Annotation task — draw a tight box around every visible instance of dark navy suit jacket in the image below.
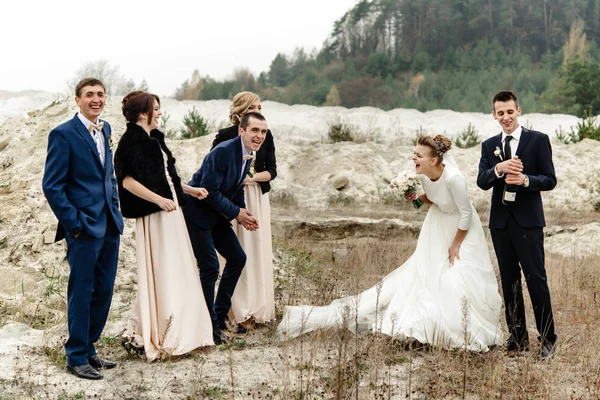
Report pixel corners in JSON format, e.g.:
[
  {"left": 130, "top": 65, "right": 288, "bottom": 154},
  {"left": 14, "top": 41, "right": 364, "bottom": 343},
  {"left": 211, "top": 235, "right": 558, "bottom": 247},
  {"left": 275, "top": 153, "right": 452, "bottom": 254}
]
[
  {"left": 212, "top": 125, "right": 277, "bottom": 194},
  {"left": 42, "top": 114, "right": 124, "bottom": 240},
  {"left": 184, "top": 136, "right": 251, "bottom": 229},
  {"left": 477, "top": 127, "right": 556, "bottom": 229}
]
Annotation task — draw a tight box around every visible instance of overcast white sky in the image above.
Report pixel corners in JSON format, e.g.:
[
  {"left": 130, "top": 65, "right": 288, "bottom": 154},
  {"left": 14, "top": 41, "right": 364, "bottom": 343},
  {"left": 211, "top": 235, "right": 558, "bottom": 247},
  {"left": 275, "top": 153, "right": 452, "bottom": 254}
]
[{"left": 0, "top": 0, "right": 357, "bottom": 96}]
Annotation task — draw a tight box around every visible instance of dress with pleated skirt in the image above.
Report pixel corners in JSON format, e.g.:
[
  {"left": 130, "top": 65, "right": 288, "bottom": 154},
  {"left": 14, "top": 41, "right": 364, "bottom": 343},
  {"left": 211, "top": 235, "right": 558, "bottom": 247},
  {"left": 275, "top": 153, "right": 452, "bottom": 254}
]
[
  {"left": 222, "top": 180, "right": 275, "bottom": 324},
  {"left": 124, "top": 150, "right": 214, "bottom": 361}
]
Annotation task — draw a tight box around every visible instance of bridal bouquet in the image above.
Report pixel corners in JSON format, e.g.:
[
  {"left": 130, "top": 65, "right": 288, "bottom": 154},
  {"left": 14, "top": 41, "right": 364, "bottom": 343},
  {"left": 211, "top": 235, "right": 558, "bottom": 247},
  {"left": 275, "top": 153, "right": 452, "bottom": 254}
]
[{"left": 390, "top": 170, "right": 424, "bottom": 209}]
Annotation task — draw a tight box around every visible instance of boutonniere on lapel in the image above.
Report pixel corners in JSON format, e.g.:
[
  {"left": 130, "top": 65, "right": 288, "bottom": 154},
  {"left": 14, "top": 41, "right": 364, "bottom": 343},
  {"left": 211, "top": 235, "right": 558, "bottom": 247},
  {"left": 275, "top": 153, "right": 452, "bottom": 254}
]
[
  {"left": 494, "top": 146, "right": 503, "bottom": 161},
  {"left": 108, "top": 136, "right": 115, "bottom": 152},
  {"left": 243, "top": 152, "right": 255, "bottom": 178}
]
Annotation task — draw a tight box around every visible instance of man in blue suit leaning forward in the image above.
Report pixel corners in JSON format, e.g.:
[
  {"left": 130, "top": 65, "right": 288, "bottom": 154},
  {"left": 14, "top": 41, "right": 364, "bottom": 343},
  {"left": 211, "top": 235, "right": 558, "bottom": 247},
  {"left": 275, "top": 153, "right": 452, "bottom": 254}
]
[
  {"left": 42, "top": 78, "right": 124, "bottom": 379},
  {"left": 183, "top": 112, "right": 266, "bottom": 344}
]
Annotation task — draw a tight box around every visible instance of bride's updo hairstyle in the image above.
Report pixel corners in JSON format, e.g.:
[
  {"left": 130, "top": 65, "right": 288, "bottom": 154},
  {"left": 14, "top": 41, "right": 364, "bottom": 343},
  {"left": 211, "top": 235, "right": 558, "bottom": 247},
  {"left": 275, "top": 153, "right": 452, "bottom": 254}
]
[
  {"left": 122, "top": 90, "right": 160, "bottom": 125},
  {"left": 417, "top": 134, "right": 452, "bottom": 164},
  {"left": 229, "top": 91, "right": 260, "bottom": 125}
]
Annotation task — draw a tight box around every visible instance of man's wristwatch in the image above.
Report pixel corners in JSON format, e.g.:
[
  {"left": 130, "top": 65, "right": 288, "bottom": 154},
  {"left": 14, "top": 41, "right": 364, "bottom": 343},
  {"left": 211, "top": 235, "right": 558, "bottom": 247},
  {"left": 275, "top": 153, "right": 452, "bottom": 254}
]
[{"left": 522, "top": 175, "right": 529, "bottom": 187}]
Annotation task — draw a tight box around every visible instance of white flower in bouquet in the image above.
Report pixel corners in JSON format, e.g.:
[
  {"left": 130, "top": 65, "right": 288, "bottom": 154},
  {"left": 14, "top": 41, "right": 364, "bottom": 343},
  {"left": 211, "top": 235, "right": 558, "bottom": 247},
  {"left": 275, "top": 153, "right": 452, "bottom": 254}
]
[{"left": 390, "top": 170, "right": 424, "bottom": 209}]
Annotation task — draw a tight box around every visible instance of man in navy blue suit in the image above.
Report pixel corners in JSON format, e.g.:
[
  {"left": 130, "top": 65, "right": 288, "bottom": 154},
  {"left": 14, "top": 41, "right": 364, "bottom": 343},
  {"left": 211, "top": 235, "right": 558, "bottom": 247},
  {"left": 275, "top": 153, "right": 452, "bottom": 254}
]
[
  {"left": 43, "top": 78, "right": 124, "bottom": 379},
  {"left": 477, "top": 90, "right": 557, "bottom": 360},
  {"left": 183, "top": 112, "right": 266, "bottom": 344}
]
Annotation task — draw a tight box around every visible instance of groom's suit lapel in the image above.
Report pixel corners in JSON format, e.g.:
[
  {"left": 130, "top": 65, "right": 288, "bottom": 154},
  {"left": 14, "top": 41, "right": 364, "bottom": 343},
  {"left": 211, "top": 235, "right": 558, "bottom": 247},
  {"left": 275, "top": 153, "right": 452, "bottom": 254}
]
[
  {"left": 515, "top": 127, "right": 532, "bottom": 157},
  {"left": 231, "top": 136, "right": 245, "bottom": 187},
  {"left": 493, "top": 133, "right": 503, "bottom": 163},
  {"left": 231, "top": 136, "right": 252, "bottom": 187},
  {"left": 101, "top": 124, "right": 111, "bottom": 176},
  {"left": 241, "top": 158, "right": 251, "bottom": 185},
  {"left": 72, "top": 115, "right": 103, "bottom": 168}
]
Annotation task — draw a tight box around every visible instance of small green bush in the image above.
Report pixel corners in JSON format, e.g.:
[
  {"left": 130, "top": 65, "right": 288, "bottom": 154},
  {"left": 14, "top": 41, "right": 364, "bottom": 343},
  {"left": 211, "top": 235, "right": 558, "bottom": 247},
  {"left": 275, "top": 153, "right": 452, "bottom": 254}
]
[
  {"left": 327, "top": 116, "right": 353, "bottom": 143},
  {"left": 555, "top": 107, "right": 600, "bottom": 144},
  {"left": 555, "top": 126, "right": 570, "bottom": 144},
  {"left": 159, "top": 111, "right": 178, "bottom": 138},
  {"left": 572, "top": 107, "right": 600, "bottom": 142},
  {"left": 455, "top": 123, "right": 481, "bottom": 148},
  {"left": 180, "top": 107, "right": 209, "bottom": 139}
]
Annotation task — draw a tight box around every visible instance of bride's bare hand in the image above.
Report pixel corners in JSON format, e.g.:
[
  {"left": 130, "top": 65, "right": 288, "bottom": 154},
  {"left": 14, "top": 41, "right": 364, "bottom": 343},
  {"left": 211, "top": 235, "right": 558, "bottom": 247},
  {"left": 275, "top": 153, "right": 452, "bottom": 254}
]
[
  {"left": 449, "top": 244, "right": 461, "bottom": 266},
  {"left": 405, "top": 191, "right": 418, "bottom": 202}
]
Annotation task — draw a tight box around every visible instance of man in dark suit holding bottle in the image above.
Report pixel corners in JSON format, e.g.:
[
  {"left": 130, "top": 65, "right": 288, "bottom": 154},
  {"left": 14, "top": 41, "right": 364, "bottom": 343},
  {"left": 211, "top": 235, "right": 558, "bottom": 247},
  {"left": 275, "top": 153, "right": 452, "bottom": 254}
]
[
  {"left": 477, "top": 90, "right": 557, "bottom": 359},
  {"left": 42, "top": 78, "right": 124, "bottom": 379},
  {"left": 183, "top": 112, "right": 266, "bottom": 344}
]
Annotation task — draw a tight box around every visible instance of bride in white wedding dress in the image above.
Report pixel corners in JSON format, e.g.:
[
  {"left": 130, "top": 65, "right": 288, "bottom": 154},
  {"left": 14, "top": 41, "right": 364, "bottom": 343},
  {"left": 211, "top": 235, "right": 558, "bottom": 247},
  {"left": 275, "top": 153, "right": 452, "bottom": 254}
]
[{"left": 278, "top": 135, "right": 503, "bottom": 351}]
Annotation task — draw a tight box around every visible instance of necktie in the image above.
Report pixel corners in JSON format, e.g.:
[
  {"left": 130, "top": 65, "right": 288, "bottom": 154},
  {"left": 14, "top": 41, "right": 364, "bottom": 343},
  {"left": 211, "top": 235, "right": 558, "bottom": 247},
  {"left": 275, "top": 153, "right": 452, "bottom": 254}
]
[{"left": 504, "top": 135, "right": 512, "bottom": 160}]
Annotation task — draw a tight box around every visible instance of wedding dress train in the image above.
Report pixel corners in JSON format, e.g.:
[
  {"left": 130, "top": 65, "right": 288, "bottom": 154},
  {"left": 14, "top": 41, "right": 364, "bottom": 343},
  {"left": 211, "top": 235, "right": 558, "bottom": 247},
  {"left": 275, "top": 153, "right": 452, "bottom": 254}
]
[{"left": 277, "top": 164, "right": 503, "bottom": 351}]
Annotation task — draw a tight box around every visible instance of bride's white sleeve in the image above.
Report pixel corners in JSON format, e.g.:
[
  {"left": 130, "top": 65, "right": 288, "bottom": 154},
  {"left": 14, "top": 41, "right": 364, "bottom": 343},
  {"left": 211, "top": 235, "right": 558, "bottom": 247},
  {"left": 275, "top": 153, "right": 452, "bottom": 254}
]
[
  {"left": 419, "top": 175, "right": 427, "bottom": 192},
  {"left": 447, "top": 174, "right": 472, "bottom": 230}
]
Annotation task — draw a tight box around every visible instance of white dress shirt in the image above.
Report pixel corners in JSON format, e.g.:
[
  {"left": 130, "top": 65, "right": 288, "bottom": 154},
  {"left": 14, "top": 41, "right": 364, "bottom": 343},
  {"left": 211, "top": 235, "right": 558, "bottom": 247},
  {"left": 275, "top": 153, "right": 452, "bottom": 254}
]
[
  {"left": 501, "top": 125, "right": 522, "bottom": 159},
  {"left": 77, "top": 112, "right": 105, "bottom": 166},
  {"left": 494, "top": 125, "right": 522, "bottom": 178}
]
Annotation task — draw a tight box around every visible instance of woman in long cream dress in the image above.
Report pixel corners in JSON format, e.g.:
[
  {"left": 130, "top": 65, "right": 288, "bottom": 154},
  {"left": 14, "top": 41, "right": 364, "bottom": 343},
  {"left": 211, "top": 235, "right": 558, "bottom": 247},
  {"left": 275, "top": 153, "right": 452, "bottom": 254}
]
[
  {"left": 114, "top": 91, "right": 214, "bottom": 361},
  {"left": 212, "top": 91, "right": 277, "bottom": 327}
]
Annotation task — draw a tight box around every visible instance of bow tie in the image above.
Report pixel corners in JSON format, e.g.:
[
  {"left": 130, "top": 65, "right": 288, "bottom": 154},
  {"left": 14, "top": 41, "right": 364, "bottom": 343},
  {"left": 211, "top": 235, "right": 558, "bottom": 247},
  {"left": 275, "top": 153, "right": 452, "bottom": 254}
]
[
  {"left": 88, "top": 121, "right": 104, "bottom": 133},
  {"left": 243, "top": 153, "right": 254, "bottom": 161}
]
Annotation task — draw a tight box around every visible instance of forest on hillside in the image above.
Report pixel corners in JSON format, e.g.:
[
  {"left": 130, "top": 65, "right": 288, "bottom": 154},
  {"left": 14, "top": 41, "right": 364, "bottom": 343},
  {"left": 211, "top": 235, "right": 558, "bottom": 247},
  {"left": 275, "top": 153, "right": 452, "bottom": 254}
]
[{"left": 175, "top": 0, "right": 600, "bottom": 115}]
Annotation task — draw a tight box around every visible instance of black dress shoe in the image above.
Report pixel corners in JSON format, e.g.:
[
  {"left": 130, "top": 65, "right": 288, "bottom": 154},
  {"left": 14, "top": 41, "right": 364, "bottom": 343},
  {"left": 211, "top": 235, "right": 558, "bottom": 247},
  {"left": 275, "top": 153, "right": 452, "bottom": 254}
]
[
  {"left": 121, "top": 337, "right": 145, "bottom": 356},
  {"left": 88, "top": 355, "right": 117, "bottom": 370},
  {"left": 505, "top": 336, "right": 529, "bottom": 352},
  {"left": 218, "top": 321, "right": 247, "bottom": 334},
  {"left": 214, "top": 335, "right": 224, "bottom": 345},
  {"left": 538, "top": 341, "right": 556, "bottom": 360},
  {"left": 213, "top": 326, "right": 224, "bottom": 345},
  {"left": 232, "top": 324, "right": 247, "bottom": 334},
  {"left": 67, "top": 364, "right": 103, "bottom": 380},
  {"left": 213, "top": 325, "right": 235, "bottom": 345}
]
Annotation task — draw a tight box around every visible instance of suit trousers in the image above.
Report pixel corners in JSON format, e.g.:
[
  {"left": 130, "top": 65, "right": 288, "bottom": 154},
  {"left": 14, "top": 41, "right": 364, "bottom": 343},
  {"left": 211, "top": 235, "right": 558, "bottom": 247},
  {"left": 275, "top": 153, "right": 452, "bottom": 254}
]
[
  {"left": 490, "top": 215, "right": 557, "bottom": 345},
  {"left": 64, "top": 220, "right": 120, "bottom": 367},
  {"left": 186, "top": 219, "right": 246, "bottom": 336}
]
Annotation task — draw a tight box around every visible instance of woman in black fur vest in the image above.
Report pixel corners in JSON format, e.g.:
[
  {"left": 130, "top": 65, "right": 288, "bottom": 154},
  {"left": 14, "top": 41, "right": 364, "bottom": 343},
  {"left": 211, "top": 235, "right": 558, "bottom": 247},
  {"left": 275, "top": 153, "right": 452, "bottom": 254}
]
[
  {"left": 211, "top": 91, "right": 277, "bottom": 327},
  {"left": 115, "top": 91, "right": 214, "bottom": 360}
]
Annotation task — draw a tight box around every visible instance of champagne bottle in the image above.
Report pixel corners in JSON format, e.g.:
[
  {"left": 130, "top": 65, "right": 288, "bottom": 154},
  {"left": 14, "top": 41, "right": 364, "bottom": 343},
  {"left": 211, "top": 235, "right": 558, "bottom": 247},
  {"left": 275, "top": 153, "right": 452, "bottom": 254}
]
[{"left": 502, "top": 156, "right": 519, "bottom": 205}]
